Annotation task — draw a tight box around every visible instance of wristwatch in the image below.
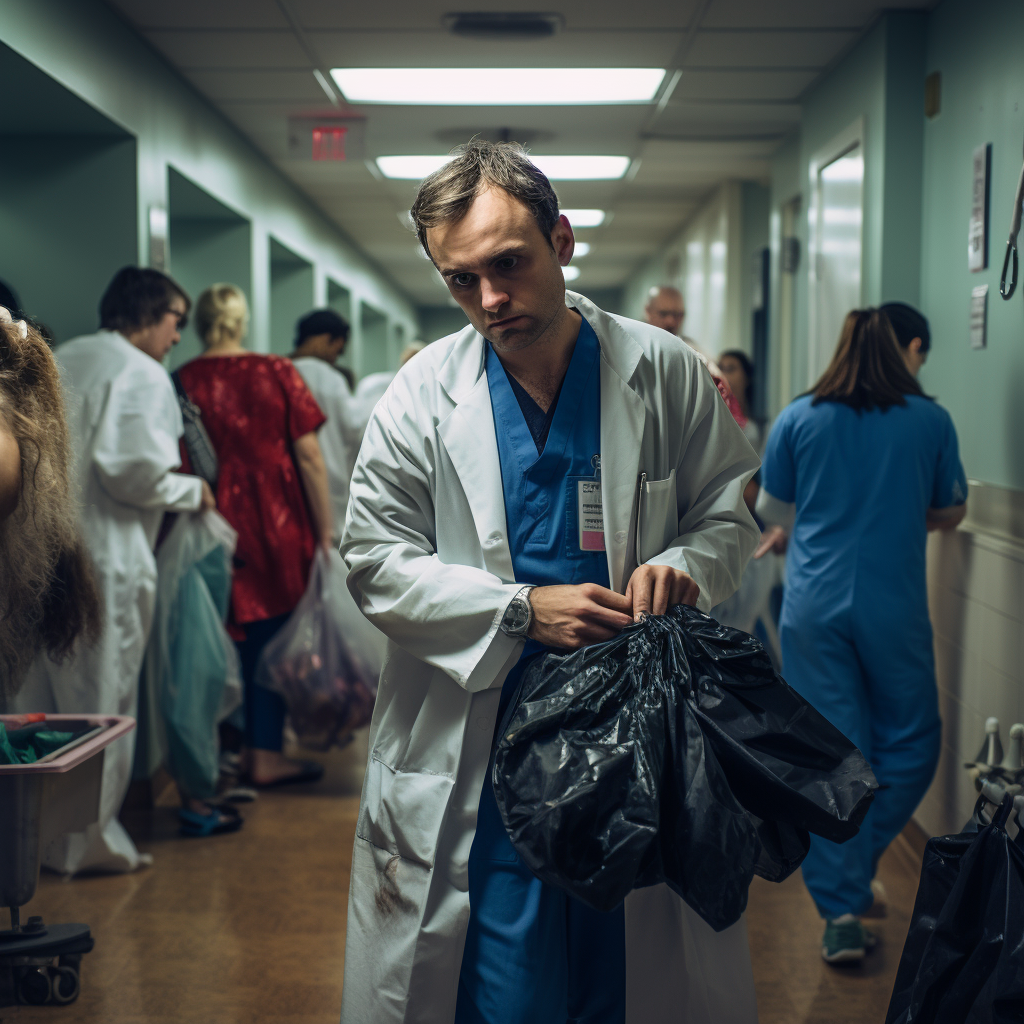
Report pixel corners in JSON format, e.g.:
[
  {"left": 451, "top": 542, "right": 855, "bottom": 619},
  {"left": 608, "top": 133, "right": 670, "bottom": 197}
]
[{"left": 500, "top": 585, "right": 535, "bottom": 638}]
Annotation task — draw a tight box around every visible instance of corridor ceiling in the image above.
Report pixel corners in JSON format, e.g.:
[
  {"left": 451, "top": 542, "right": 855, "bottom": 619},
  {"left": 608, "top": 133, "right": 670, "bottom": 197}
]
[{"left": 106, "top": 0, "right": 934, "bottom": 306}]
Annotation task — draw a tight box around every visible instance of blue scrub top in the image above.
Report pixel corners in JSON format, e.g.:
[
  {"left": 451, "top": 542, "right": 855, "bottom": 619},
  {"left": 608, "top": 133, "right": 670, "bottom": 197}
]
[
  {"left": 761, "top": 394, "right": 967, "bottom": 629},
  {"left": 455, "top": 316, "right": 626, "bottom": 1024}
]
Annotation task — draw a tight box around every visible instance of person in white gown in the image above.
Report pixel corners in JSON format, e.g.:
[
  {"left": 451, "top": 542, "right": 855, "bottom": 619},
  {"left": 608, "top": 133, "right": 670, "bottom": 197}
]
[
  {"left": 13, "top": 267, "right": 214, "bottom": 874},
  {"left": 290, "top": 309, "right": 364, "bottom": 542}
]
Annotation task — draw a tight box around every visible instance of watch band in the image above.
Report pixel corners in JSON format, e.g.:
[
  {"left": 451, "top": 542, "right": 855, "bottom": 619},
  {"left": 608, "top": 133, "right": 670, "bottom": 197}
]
[{"left": 501, "top": 585, "right": 535, "bottom": 637}]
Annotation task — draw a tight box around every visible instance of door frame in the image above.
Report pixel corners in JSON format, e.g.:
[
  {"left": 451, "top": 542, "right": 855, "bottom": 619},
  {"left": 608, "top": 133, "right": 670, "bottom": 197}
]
[{"left": 807, "top": 117, "right": 865, "bottom": 386}]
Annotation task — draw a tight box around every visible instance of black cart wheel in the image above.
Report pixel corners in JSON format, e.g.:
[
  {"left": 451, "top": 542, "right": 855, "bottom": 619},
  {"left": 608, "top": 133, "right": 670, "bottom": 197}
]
[
  {"left": 50, "top": 965, "right": 80, "bottom": 1004},
  {"left": 18, "top": 966, "right": 52, "bottom": 1005}
]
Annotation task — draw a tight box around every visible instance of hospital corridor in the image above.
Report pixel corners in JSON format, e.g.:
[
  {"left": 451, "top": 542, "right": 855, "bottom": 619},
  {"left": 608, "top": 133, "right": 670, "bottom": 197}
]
[{"left": 0, "top": 1, "right": 1022, "bottom": 1023}]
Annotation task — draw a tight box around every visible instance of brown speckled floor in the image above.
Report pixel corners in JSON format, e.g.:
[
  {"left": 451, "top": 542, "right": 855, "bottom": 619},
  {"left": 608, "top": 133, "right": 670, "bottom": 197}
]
[{"left": 5, "top": 731, "right": 921, "bottom": 1023}]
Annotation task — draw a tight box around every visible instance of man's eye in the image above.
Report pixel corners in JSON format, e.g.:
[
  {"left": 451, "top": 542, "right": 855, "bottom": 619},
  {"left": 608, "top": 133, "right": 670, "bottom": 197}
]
[
  {"left": 452, "top": 273, "right": 475, "bottom": 287},
  {"left": 497, "top": 257, "right": 518, "bottom": 271}
]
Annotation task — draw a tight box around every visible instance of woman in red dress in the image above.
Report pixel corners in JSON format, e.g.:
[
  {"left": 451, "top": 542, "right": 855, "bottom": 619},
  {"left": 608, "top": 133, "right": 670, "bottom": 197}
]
[{"left": 177, "top": 284, "right": 333, "bottom": 787}]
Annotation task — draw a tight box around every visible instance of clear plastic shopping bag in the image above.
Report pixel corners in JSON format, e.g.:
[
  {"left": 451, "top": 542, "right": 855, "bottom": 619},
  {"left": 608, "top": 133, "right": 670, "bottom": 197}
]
[{"left": 255, "top": 548, "right": 382, "bottom": 751}]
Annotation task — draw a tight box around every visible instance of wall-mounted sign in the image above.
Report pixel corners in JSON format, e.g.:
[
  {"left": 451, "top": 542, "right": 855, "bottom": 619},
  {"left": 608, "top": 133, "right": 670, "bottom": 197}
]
[
  {"left": 287, "top": 117, "right": 366, "bottom": 162},
  {"left": 970, "top": 284, "right": 988, "bottom": 348},
  {"left": 148, "top": 205, "right": 168, "bottom": 271},
  {"left": 968, "top": 143, "right": 991, "bottom": 271}
]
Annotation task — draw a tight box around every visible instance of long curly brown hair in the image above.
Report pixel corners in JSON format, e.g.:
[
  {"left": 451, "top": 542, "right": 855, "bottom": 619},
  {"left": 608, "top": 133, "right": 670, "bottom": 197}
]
[{"left": 0, "top": 319, "right": 101, "bottom": 701}]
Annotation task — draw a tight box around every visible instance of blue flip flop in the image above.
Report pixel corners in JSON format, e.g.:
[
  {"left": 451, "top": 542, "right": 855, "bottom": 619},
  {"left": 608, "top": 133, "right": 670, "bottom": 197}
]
[{"left": 178, "top": 803, "right": 243, "bottom": 837}]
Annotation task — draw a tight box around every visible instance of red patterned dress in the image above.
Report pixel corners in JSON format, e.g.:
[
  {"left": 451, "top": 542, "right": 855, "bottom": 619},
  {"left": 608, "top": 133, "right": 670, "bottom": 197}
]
[{"left": 176, "top": 354, "right": 326, "bottom": 635}]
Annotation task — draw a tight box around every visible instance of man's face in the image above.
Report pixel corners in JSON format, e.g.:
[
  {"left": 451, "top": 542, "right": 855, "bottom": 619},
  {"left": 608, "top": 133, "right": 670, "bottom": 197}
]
[
  {"left": 135, "top": 300, "right": 187, "bottom": 363},
  {"left": 427, "top": 187, "right": 574, "bottom": 354},
  {"left": 645, "top": 291, "right": 685, "bottom": 336}
]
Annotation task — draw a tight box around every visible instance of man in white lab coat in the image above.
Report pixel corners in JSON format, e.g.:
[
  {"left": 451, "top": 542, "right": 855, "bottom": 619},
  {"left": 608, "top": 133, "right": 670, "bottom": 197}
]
[
  {"left": 14, "top": 267, "right": 214, "bottom": 874},
  {"left": 290, "top": 309, "right": 364, "bottom": 542},
  {"left": 340, "top": 142, "right": 761, "bottom": 1024}
]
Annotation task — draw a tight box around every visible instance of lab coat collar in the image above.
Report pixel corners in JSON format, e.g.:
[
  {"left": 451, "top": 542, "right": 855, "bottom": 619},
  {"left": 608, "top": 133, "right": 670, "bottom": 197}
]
[{"left": 435, "top": 292, "right": 648, "bottom": 590}]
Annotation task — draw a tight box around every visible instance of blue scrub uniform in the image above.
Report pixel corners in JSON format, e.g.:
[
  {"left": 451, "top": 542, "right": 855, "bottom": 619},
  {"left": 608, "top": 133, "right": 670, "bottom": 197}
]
[
  {"left": 455, "top": 318, "right": 626, "bottom": 1024},
  {"left": 761, "top": 394, "right": 967, "bottom": 920}
]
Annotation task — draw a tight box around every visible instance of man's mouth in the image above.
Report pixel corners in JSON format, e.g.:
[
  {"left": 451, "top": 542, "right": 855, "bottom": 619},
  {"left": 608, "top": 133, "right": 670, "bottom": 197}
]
[{"left": 489, "top": 315, "right": 527, "bottom": 329}]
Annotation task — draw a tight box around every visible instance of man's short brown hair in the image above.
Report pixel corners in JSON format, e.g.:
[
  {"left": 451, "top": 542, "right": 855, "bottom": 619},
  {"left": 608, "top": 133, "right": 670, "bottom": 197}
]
[{"left": 410, "top": 140, "right": 560, "bottom": 261}]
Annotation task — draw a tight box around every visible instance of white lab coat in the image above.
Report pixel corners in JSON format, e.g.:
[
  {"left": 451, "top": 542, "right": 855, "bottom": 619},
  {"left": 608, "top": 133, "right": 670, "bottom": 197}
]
[
  {"left": 292, "top": 356, "right": 364, "bottom": 541},
  {"left": 13, "top": 331, "right": 202, "bottom": 874},
  {"left": 339, "top": 293, "right": 761, "bottom": 1024}
]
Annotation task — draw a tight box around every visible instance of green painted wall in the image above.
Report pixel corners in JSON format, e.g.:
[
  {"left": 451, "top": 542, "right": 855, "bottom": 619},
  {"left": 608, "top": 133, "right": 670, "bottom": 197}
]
[
  {"left": 419, "top": 306, "right": 470, "bottom": 343},
  {"left": 771, "top": 12, "right": 927, "bottom": 401},
  {"left": 918, "top": 0, "right": 1024, "bottom": 490},
  {"left": 0, "top": 0, "right": 419, "bottom": 367},
  {"left": 0, "top": 135, "right": 137, "bottom": 343}
]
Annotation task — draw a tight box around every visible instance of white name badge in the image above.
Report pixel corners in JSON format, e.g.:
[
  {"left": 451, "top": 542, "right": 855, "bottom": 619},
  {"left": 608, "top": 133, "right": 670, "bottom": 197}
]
[{"left": 577, "top": 478, "right": 605, "bottom": 551}]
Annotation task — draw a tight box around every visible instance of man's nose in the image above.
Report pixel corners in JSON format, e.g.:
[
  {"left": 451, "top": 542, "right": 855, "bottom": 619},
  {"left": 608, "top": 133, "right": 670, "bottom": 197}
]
[{"left": 479, "top": 277, "right": 509, "bottom": 312}]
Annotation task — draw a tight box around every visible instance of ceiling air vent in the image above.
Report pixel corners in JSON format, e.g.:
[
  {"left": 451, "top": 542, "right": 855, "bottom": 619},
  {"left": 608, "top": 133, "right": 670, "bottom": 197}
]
[{"left": 442, "top": 12, "right": 564, "bottom": 39}]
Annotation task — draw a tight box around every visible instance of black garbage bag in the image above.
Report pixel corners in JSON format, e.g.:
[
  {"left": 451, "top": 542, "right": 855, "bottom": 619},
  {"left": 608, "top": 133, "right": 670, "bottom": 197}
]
[
  {"left": 886, "top": 795, "right": 1024, "bottom": 1024},
  {"left": 492, "top": 605, "right": 877, "bottom": 932}
]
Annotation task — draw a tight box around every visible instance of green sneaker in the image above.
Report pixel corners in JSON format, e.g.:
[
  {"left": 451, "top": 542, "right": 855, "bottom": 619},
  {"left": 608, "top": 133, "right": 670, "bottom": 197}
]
[{"left": 822, "top": 914, "right": 877, "bottom": 963}]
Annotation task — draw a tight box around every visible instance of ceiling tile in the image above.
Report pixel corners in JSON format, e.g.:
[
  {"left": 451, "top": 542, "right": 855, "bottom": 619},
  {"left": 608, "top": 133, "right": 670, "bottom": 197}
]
[
  {"left": 673, "top": 69, "right": 817, "bottom": 101},
  {"left": 312, "top": 30, "right": 684, "bottom": 68},
  {"left": 291, "top": 0, "right": 702, "bottom": 31},
  {"left": 685, "top": 30, "right": 858, "bottom": 68},
  {"left": 143, "top": 30, "right": 308, "bottom": 69},
  {"left": 702, "top": 0, "right": 932, "bottom": 30},
  {"left": 107, "top": 0, "right": 289, "bottom": 29},
  {"left": 184, "top": 70, "right": 325, "bottom": 102}
]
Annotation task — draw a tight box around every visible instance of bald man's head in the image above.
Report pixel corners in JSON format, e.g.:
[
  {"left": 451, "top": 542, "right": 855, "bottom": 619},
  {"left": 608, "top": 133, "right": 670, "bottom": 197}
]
[{"left": 644, "top": 286, "right": 685, "bottom": 336}]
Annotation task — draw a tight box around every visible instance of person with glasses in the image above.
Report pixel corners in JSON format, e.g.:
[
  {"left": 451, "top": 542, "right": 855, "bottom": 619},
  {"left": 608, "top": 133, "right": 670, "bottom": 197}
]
[{"left": 11, "top": 266, "right": 214, "bottom": 875}]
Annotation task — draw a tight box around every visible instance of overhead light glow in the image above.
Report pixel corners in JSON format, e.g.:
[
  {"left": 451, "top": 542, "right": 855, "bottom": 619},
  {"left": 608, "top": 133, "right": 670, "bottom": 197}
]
[
  {"left": 535, "top": 156, "right": 629, "bottom": 179},
  {"left": 572, "top": 242, "right": 591, "bottom": 258},
  {"left": 563, "top": 266, "right": 581, "bottom": 282},
  {"left": 561, "top": 209, "right": 606, "bottom": 227},
  {"left": 331, "top": 68, "right": 666, "bottom": 105},
  {"left": 376, "top": 156, "right": 627, "bottom": 181},
  {"left": 377, "top": 156, "right": 451, "bottom": 179}
]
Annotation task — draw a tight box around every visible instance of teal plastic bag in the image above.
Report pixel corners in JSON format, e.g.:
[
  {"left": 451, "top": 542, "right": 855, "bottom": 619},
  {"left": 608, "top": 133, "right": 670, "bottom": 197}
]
[
  {"left": 0, "top": 723, "right": 75, "bottom": 764},
  {"left": 142, "top": 512, "right": 241, "bottom": 799}
]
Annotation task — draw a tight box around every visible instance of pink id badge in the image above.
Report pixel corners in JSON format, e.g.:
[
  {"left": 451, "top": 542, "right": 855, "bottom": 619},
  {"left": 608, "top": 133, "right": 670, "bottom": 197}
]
[{"left": 577, "top": 476, "right": 605, "bottom": 551}]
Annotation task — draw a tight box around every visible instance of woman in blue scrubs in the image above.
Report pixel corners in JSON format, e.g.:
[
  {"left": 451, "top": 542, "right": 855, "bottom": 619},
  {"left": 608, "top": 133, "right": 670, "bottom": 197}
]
[
  {"left": 757, "top": 307, "right": 966, "bottom": 965},
  {"left": 455, "top": 315, "right": 626, "bottom": 1024}
]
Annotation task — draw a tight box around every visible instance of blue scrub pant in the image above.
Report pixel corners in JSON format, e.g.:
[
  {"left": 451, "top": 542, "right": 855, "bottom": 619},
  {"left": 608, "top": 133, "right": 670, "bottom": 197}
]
[
  {"left": 780, "top": 609, "right": 941, "bottom": 919},
  {"left": 234, "top": 614, "right": 289, "bottom": 752},
  {"left": 455, "top": 770, "right": 626, "bottom": 1024}
]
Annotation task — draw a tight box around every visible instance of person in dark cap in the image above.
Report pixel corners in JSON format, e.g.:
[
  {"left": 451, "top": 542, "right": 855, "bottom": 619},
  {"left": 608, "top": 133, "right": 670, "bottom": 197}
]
[
  {"left": 880, "top": 301, "right": 930, "bottom": 377},
  {"left": 291, "top": 309, "right": 363, "bottom": 541}
]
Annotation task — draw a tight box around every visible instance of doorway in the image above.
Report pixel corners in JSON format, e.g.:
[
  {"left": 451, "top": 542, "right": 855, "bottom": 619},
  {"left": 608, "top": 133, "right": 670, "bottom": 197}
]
[
  {"left": 808, "top": 120, "right": 864, "bottom": 385},
  {"left": 269, "top": 239, "right": 313, "bottom": 355}
]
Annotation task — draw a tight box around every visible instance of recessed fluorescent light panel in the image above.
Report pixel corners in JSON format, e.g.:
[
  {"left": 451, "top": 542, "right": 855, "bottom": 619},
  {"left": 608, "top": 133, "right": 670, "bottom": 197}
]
[
  {"left": 563, "top": 266, "right": 581, "bottom": 281},
  {"left": 572, "top": 243, "right": 591, "bottom": 257},
  {"left": 561, "top": 209, "right": 606, "bottom": 228},
  {"left": 376, "top": 157, "right": 627, "bottom": 180},
  {"left": 332, "top": 68, "right": 665, "bottom": 105}
]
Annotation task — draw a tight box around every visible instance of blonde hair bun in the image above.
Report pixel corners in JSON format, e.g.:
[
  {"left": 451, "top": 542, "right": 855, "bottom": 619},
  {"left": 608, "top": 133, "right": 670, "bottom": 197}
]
[{"left": 195, "top": 284, "right": 249, "bottom": 348}]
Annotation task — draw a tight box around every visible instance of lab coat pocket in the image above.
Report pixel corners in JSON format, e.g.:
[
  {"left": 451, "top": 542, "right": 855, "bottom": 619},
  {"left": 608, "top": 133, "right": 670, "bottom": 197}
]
[
  {"left": 637, "top": 469, "right": 679, "bottom": 565},
  {"left": 357, "top": 756, "right": 454, "bottom": 869}
]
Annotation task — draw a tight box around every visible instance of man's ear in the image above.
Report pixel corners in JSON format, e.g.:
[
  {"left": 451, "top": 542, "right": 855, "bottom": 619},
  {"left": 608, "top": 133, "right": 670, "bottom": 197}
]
[
  {"left": 551, "top": 215, "right": 575, "bottom": 266},
  {"left": 909, "top": 336, "right": 923, "bottom": 355}
]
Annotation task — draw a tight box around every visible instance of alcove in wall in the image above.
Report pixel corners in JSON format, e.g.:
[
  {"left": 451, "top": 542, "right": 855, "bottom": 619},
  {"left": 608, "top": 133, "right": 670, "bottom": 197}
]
[
  {"left": 360, "top": 302, "right": 389, "bottom": 376},
  {"left": 269, "top": 238, "right": 313, "bottom": 355},
  {"left": 0, "top": 41, "right": 136, "bottom": 344},
  {"left": 166, "top": 168, "right": 252, "bottom": 370}
]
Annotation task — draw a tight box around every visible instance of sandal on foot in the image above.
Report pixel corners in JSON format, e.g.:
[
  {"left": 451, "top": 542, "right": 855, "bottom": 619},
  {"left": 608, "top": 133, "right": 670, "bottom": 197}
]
[
  {"left": 178, "top": 803, "right": 243, "bottom": 837},
  {"left": 248, "top": 759, "right": 324, "bottom": 790}
]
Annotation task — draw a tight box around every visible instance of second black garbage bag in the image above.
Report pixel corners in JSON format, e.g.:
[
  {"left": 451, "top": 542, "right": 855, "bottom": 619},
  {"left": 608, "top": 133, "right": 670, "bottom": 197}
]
[{"left": 492, "top": 605, "right": 878, "bottom": 931}]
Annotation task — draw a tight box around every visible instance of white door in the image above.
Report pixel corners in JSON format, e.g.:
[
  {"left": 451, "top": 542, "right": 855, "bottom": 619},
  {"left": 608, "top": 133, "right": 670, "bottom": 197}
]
[{"left": 808, "top": 125, "right": 864, "bottom": 384}]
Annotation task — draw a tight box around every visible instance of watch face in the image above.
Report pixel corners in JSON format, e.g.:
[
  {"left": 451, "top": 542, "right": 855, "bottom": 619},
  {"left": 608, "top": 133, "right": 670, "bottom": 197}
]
[{"left": 505, "top": 598, "right": 529, "bottom": 634}]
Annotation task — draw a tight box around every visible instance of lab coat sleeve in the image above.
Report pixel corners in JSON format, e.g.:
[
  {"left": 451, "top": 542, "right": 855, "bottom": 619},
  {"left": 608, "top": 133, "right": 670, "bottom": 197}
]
[
  {"left": 645, "top": 359, "right": 761, "bottom": 612},
  {"left": 341, "top": 390, "right": 521, "bottom": 693},
  {"left": 92, "top": 366, "right": 203, "bottom": 513}
]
